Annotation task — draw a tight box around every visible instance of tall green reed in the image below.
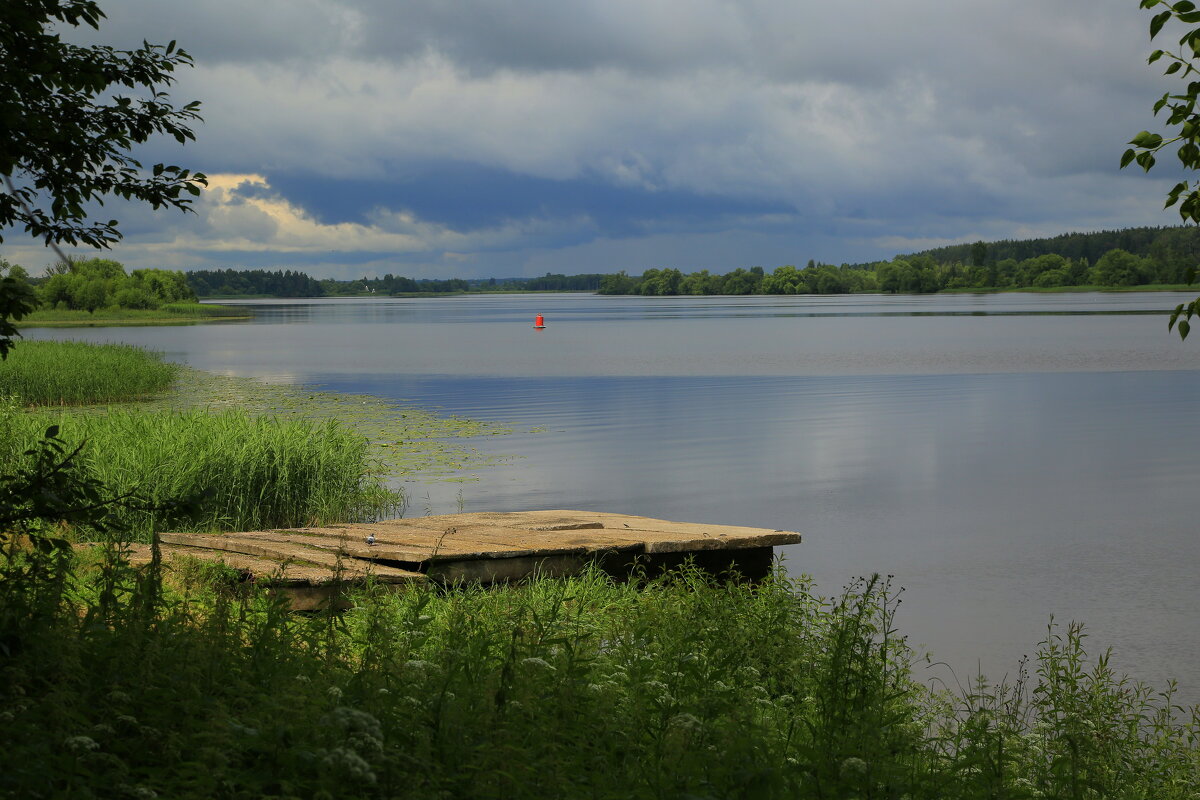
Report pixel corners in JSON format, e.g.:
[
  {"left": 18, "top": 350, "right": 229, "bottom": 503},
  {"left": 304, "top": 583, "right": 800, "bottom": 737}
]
[
  {"left": 0, "top": 406, "right": 400, "bottom": 540},
  {"left": 0, "top": 340, "right": 178, "bottom": 405}
]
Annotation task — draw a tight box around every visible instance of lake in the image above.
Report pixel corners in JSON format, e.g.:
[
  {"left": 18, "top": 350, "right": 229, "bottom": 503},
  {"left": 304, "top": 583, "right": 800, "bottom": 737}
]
[{"left": 29, "top": 291, "right": 1200, "bottom": 697}]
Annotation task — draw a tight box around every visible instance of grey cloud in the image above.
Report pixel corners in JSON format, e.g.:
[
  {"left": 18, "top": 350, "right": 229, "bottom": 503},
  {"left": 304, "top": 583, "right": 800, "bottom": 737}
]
[{"left": 28, "top": 0, "right": 1186, "bottom": 278}]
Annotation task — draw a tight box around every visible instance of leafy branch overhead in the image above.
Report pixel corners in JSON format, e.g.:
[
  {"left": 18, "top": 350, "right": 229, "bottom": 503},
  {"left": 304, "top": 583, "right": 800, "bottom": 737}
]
[
  {"left": 1124, "top": 0, "right": 1200, "bottom": 339},
  {"left": 0, "top": 0, "right": 207, "bottom": 251}
]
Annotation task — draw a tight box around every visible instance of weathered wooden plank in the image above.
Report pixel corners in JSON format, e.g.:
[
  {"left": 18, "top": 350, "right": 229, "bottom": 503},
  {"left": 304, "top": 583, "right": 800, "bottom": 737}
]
[
  {"left": 244, "top": 524, "right": 645, "bottom": 562},
  {"left": 122, "top": 543, "right": 424, "bottom": 586},
  {"left": 403, "top": 511, "right": 605, "bottom": 532},
  {"left": 425, "top": 525, "right": 644, "bottom": 557},
  {"left": 252, "top": 527, "right": 545, "bottom": 562},
  {"left": 229, "top": 531, "right": 444, "bottom": 564},
  {"left": 593, "top": 528, "right": 802, "bottom": 553},
  {"left": 409, "top": 511, "right": 801, "bottom": 547},
  {"left": 149, "top": 511, "right": 800, "bottom": 590},
  {"left": 123, "top": 543, "right": 332, "bottom": 585},
  {"left": 158, "top": 533, "right": 424, "bottom": 580},
  {"left": 427, "top": 553, "right": 589, "bottom": 583}
]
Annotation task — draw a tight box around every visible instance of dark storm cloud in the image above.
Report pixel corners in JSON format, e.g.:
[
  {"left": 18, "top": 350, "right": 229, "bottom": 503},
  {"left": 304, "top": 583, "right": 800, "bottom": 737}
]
[
  {"left": 266, "top": 163, "right": 791, "bottom": 232},
  {"left": 17, "top": 0, "right": 1183, "bottom": 278}
]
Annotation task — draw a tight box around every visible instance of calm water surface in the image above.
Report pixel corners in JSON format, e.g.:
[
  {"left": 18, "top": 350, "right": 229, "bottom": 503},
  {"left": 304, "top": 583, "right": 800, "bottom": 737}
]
[{"left": 31, "top": 292, "right": 1200, "bottom": 695}]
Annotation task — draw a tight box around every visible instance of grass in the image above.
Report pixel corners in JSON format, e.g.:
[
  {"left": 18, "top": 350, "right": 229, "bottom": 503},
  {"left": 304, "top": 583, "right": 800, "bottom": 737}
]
[
  {"left": 0, "top": 341, "right": 179, "bottom": 405},
  {"left": 0, "top": 555, "right": 1196, "bottom": 799},
  {"left": 0, "top": 402, "right": 402, "bottom": 541},
  {"left": 21, "top": 302, "right": 250, "bottom": 327}
]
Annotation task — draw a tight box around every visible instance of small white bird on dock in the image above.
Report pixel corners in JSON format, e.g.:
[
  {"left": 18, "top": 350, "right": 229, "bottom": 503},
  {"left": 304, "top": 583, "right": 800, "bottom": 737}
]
[{"left": 366, "top": 534, "right": 376, "bottom": 546}]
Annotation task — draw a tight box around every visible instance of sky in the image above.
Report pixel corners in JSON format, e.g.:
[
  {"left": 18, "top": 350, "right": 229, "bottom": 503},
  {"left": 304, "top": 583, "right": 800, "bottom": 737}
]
[{"left": 2, "top": 0, "right": 1195, "bottom": 279}]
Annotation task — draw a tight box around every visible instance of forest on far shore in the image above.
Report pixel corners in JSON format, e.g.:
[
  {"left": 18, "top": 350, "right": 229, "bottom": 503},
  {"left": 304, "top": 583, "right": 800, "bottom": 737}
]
[{"left": 14, "top": 223, "right": 1190, "bottom": 299}]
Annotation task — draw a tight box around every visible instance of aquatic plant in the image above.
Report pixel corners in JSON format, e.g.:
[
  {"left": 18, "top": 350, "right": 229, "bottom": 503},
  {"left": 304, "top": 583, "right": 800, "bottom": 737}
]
[
  {"left": 0, "top": 340, "right": 178, "bottom": 405},
  {"left": 0, "top": 407, "right": 400, "bottom": 539}
]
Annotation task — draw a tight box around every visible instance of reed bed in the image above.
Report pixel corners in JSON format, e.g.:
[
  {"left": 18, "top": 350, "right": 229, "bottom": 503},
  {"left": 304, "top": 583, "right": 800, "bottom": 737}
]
[
  {"left": 21, "top": 303, "right": 249, "bottom": 326},
  {"left": 0, "top": 340, "right": 178, "bottom": 406},
  {"left": 161, "top": 302, "right": 248, "bottom": 317},
  {"left": 0, "top": 406, "right": 400, "bottom": 539},
  {"left": 0, "top": 560, "right": 1195, "bottom": 799}
]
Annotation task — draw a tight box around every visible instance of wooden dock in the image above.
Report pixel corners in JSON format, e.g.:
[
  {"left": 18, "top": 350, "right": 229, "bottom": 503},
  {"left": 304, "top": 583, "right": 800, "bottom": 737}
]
[{"left": 128, "top": 510, "right": 801, "bottom": 610}]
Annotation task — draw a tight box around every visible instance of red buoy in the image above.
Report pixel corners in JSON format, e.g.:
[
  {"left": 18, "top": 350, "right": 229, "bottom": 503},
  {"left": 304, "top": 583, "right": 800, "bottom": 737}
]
[{"left": 534, "top": 313, "right": 546, "bottom": 329}]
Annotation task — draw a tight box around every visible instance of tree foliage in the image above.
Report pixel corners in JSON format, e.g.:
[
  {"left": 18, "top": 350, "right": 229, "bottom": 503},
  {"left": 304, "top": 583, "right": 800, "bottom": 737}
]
[
  {"left": 38, "top": 257, "right": 195, "bottom": 312},
  {"left": 0, "top": 0, "right": 205, "bottom": 356},
  {"left": 0, "top": 264, "right": 37, "bottom": 359},
  {"left": 1124, "top": 0, "right": 1200, "bottom": 339},
  {"left": 0, "top": 0, "right": 207, "bottom": 249}
]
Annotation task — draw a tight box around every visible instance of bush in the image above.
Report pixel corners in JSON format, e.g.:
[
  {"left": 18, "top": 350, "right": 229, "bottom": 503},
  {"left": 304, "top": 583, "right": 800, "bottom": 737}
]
[{"left": 113, "top": 287, "right": 158, "bottom": 310}]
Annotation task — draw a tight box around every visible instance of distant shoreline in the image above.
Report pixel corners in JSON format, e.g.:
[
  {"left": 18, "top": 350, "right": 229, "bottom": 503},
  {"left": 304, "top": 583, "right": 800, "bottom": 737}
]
[{"left": 191, "top": 284, "right": 1199, "bottom": 301}]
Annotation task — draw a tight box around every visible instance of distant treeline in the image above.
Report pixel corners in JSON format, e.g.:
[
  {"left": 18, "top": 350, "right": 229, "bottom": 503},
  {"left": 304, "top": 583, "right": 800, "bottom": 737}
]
[
  {"left": 186, "top": 269, "right": 326, "bottom": 297},
  {"left": 903, "top": 225, "right": 1200, "bottom": 268},
  {"left": 598, "top": 247, "right": 1179, "bottom": 296},
  {"left": 185, "top": 269, "right": 605, "bottom": 297},
  {"left": 601, "top": 225, "right": 1200, "bottom": 295},
  {"left": 182, "top": 225, "right": 1200, "bottom": 298}
]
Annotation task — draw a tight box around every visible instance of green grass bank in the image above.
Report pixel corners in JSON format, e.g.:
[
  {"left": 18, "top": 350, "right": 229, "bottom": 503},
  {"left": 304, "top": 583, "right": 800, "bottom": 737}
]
[{"left": 21, "top": 302, "right": 250, "bottom": 327}]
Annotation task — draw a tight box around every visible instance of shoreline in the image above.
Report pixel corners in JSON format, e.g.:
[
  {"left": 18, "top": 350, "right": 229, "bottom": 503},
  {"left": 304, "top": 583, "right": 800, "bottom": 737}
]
[{"left": 20, "top": 303, "right": 251, "bottom": 327}]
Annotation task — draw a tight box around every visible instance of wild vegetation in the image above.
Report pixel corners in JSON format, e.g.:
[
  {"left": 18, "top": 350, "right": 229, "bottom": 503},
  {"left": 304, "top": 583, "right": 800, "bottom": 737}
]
[
  {"left": 1, "top": 519, "right": 1197, "bottom": 800},
  {"left": 0, "top": 337, "right": 510, "bottom": 542},
  {"left": 2, "top": 258, "right": 245, "bottom": 325},
  {"left": 0, "top": 332, "right": 511, "bottom": 541},
  {"left": 0, "top": 403, "right": 400, "bottom": 541},
  {"left": 0, "top": 341, "right": 178, "bottom": 405},
  {"left": 37, "top": 257, "right": 195, "bottom": 311},
  {"left": 21, "top": 302, "right": 248, "bottom": 326}
]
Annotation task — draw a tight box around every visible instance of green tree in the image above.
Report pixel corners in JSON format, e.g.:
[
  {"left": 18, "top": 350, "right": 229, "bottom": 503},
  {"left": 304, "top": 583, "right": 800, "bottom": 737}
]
[
  {"left": 0, "top": 0, "right": 205, "bottom": 355},
  {"left": 970, "top": 240, "right": 988, "bottom": 267},
  {"left": 76, "top": 277, "right": 108, "bottom": 313},
  {"left": 0, "top": 262, "right": 37, "bottom": 357},
  {"left": 762, "top": 265, "right": 808, "bottom": 294},
  {"left": 1124, "top": 0, "right": 1200, "bottom": 338},
  {"left": 598, "top": 270, "right": 638, "bottom": 295},
  {"left": 679, "top": 269, "right": 714, "bottom": 295},
  {"left": 1091, "top": 248, "right": 1147, "bottom": 287}
]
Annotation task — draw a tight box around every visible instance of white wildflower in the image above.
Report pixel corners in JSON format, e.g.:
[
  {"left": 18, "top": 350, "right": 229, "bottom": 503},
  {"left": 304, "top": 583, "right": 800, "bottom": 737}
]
[{"left": 64, "top": 736, "right": 100, "bottom": 753}]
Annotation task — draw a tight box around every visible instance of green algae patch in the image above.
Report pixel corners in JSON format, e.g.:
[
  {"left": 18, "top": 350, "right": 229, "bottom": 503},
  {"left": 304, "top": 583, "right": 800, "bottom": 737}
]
[{"left": 131, "top": 367, "right": 517, "bottom": 481}]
